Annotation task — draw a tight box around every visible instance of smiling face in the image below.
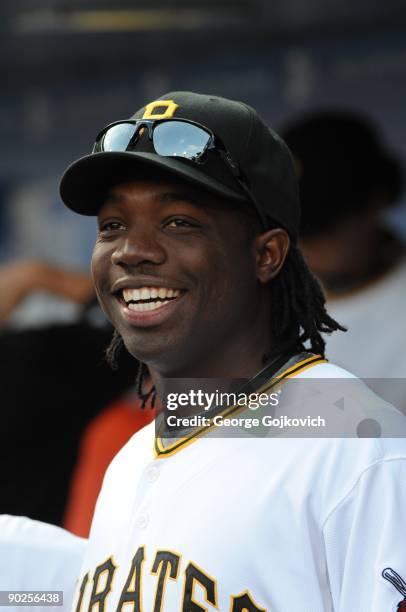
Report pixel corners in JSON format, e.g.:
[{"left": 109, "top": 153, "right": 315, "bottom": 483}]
[{"left": 91, "top": 176, "right": 281, "bottom": 377}]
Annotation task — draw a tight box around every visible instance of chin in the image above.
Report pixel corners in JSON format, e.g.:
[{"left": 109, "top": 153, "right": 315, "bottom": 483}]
[{"left": 121, "top": 331, "right": 179, "bottom": 370}]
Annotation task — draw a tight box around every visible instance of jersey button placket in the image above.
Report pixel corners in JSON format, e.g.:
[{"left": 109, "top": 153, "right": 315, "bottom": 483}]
[
  {"left": 136, "top": 513, "right": 149, "bottom": 530},
  {"left": 147, "top": 466, "right": 160, "bottom": 483},
  {"left": 134, "top": 463, "right": 161, "bottom": 531}
]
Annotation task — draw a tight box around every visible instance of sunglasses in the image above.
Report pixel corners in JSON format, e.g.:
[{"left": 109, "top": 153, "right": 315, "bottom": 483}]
[{"left": 92, "top": 118, "right": 266, "bottom": 226}]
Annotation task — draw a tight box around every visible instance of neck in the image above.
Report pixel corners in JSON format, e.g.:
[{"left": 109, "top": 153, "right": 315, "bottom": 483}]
[{"left": 150, "top": 310, "right": 273, "bottom": 404}]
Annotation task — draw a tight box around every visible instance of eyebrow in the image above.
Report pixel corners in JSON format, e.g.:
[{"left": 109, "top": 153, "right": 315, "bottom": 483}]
[
  {"left": 155, "top": 191, "right": 202, "bottom": 206},
  {"left": 103, "top": 191, "right": 126, "bottom": 206}
]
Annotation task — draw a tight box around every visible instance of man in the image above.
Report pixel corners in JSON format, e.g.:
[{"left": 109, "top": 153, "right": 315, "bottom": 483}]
[{"left": 60, "top": 92, "right": 406, "bottom": 610}]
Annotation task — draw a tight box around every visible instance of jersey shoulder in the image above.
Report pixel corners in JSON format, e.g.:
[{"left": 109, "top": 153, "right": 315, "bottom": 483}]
[
  {"left": 296, "top": 359, "right": 406, "bottom": 452},
  {"left": 98, "top": 419, "right": 156, "bottom": 492},
  {"left": 297, "top": 360, "right": 357, "bottom": 379}
]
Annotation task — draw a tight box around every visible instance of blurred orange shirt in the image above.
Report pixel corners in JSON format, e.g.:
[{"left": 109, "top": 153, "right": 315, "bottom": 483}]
[{"left": 64, "top": 397, "right": 155, "bottom": 537}]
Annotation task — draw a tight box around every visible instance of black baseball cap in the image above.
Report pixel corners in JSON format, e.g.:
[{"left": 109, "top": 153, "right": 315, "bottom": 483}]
[
  {"left": 60, "top": 91, "right": 300, "bottom": 240},
  {"left": 281, "top": 110, "right": 404, "bottom": 237}
]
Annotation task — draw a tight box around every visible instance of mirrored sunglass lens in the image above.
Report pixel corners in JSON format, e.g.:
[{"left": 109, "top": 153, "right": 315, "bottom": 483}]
[
  {"left": 101, "top": 123, "right": 137, "bottom": 152},
  {"left": 153, "top": 122, "right": 210, "bottom": 160}
]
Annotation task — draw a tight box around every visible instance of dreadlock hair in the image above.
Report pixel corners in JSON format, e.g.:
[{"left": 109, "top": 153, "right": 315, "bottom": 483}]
[
  {"left": 105, "top": 229, "right": 345, "bottom": 405},
  {"left": 106, "top": 331, "right": 156, "bottom": 408},
  {"left": 266, "top": 243, "right": 345, "bottom": 357}
]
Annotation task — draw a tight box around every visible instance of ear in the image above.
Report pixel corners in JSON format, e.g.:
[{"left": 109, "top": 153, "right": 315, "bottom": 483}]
[{"left": 254, "top": 229, "right": 290, "bottom": 284}]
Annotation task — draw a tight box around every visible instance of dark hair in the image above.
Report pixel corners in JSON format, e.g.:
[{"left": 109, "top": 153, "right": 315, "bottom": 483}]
[{"left": 105, "top": 219, "right": 345, "bottom": 405}]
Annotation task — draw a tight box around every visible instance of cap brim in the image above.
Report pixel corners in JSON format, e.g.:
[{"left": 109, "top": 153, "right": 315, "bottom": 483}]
[{"left": 60, "top": 151, "right": 246, "bottom": 215}]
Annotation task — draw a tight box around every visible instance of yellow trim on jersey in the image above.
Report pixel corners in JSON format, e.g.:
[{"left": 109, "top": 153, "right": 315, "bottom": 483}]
[
  {"left": 261, "top": 353, "right": 325, "bottom": 387},
  {"left": 154, "top": 354, "right": 326, "bottom": 458}
]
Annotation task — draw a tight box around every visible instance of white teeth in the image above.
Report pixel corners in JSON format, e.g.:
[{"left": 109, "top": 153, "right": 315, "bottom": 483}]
[
  {"left": 122, "top": 287, "right": 181, "bottom": 303},
  {"left": 123, "top": 288, "right": 141, "bottom": 302},
  {"left": 128, "top": 300, "right": 171, "bottom": 312}
]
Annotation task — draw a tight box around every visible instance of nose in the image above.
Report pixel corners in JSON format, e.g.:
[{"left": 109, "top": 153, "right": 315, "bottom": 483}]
[{"left": 111, "top": 226, "right": 166, "bottom": 268}]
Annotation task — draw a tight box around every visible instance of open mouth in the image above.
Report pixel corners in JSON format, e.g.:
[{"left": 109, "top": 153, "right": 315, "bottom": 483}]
[{"left": 120, "top": 287, "right": 182, "bottom": 312}]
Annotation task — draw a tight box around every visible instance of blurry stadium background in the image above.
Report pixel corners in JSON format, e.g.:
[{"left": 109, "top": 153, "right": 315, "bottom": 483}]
[{"left": 1, "top": 0, "right": 406, "bottom": 269}]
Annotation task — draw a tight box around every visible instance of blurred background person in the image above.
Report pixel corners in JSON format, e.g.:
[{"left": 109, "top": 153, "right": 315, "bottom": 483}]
[
  {"left": 0, "top": 260, "right": 137, "bottom": 525},
  {"left": 0, "top": 260, "right": 93, "bottom": 324},
  {"left": 282, "top": 110, "right": 406, "bottom": 408}
]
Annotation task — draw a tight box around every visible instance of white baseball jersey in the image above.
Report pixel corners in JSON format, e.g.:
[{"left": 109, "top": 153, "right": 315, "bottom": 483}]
[
  {"left": 0, "top": 515, "right": 87, "bottom": 611},
  {"left": 73, "top": 357, "right": 406, "bottom": 611}
]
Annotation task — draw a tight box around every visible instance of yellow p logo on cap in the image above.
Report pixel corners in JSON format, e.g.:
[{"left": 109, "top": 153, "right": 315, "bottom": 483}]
[{"left": 142, "top": 100, "right": 179, "bottom": 120}]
